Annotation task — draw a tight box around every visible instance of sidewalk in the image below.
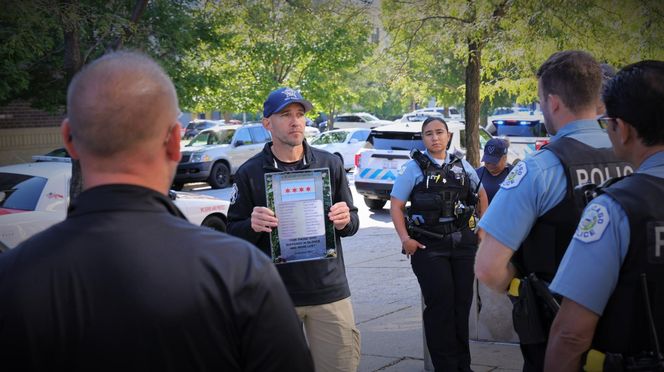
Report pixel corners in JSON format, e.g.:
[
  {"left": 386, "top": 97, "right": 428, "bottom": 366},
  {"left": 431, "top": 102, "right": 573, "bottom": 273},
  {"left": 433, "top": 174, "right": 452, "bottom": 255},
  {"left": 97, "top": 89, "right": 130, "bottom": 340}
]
[{"left": 344, "top": 205, "right": 523, "bottom": 371}]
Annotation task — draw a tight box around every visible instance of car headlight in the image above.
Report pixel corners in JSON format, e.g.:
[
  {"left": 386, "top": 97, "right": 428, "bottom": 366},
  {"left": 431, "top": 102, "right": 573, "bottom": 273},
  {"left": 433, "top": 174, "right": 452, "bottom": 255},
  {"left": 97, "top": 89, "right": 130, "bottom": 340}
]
[{"left": 190, "top": 153, "right": 211, "bottom": 162}]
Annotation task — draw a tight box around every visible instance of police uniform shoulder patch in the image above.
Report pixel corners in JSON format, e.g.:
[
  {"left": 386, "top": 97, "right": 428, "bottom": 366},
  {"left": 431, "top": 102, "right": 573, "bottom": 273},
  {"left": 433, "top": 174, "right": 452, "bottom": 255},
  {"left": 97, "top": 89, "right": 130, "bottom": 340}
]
[
  {"left": 229, "top": 183, "right": 239, "bottom": 205},
  {"left": 574, "top": 203, "right": 609, "bottom": 243},
  {"left": 500, "top": 161, "right": 527, "bottom": 189}
]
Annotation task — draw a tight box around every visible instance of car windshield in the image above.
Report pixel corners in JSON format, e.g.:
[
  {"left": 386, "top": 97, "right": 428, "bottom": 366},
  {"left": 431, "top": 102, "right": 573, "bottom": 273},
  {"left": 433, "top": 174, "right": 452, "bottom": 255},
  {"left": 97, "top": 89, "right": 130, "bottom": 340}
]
[
  {"left": 0, "top": 173, "right": 48, "bottom": 211},
  {"left": 359, "top": 114, "right": 379, "bottom": 122},
  {"left": 187, "top": 121, "right": 218, "bottom": 130},
  {"left": 336, "top": 116, "right": 355, "bottom": 122},
  {"left": 404, "top": 114, "right": 437, "bottom": 122},
  {"left": 368, "top": 131, "right": 425, "bottom": 151},
  {"left": 187, "top": 129, "right": 236, "bottom": 147},
  {"left": 311, "top": 131, "right": 348, "bottom": 145}
]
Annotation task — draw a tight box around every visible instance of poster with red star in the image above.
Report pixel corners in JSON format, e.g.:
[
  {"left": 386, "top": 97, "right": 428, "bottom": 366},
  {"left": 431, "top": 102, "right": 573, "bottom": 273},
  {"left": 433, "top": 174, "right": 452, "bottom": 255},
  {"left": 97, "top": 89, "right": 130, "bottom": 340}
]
[{"left": 265, "top": 168, "right": 336, "bottom": 264}]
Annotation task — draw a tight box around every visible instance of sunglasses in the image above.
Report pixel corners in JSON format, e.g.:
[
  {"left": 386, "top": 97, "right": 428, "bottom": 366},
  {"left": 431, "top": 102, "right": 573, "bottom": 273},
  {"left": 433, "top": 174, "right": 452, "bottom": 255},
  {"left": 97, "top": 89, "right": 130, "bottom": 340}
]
[{"left": 597, "top": 116, "right": 617, "bottom": 130}]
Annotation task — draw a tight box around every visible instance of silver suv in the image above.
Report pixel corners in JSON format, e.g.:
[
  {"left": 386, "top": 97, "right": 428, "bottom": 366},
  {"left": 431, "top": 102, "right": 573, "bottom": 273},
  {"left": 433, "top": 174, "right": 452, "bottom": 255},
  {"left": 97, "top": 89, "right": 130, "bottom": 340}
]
[{"left": 174, "top": 123, "right": 271, "bottom": 189}]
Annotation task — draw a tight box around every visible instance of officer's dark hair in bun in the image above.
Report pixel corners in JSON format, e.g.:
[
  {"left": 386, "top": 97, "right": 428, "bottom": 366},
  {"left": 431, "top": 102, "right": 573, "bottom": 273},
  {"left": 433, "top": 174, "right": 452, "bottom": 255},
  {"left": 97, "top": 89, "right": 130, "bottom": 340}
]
[
  {"left": 421, "top": 116, "right": 448, "bottom": 133},
  {"left": 603, "top": 60, "right": 664, "bottom": 146}
]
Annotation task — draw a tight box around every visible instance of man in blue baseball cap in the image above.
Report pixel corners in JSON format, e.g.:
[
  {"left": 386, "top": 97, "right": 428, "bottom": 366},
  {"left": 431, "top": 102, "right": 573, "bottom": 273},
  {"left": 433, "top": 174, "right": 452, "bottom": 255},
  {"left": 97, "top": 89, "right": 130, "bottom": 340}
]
[
  {"left": 476, "top": 138, "right": 512, "bottom": 204},
  {"left": 228, "top": 87, "right": 361, "bottom": 372},
  {"left": 262, "top": 87, "right": 314, "bottom": 118}
]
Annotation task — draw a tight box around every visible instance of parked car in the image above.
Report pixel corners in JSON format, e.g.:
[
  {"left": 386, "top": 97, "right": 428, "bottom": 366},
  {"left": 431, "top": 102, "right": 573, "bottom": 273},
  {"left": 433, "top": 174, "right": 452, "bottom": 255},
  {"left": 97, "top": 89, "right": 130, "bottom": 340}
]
[
  {"left": 485, "top": 107, "right": 533, "bottom": 134},
  {"left": 0, "top": 162, "right": 230, "bottom": 251},
  {"left": 327, "top": 113, "right": 393, "bottom": 130},
  {"left": 183, "top": 119, "right": 224, "bottom": 140},
  {"left": 354, "top": 120, "right": 464, "bottom": 210},
  {"left": 309, "top": 128, "right": 371, "bottom": 171},
  {"left": 304, "top": 126, "right": 320, "bottom": 141},
  {"left": 176, "top": 123, "right": 271, "bottom": 189},
  {"left": 415, "top": 106, "right": 463, "bottom": 120},
  {"left": 32, "top": 148, "right": 71, "bottom": 162},
  {"left": 397, "top": 111, "right": 447, "bottom": 124},
  {"left": 353, "top": 120, "right": 495, "bottom": 210}
]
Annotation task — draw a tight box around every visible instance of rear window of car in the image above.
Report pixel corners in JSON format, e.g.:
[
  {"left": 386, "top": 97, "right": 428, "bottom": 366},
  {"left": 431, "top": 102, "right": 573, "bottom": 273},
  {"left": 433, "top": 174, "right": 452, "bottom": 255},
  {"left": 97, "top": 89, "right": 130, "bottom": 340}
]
[
  {"left": 188, "top": 129, "right": 235, "bottom": 146},
  {"left": 404, "top": 114, "right": 431, "bottom": 122},
  {"left": 367, "top": 131, "right": 426, "bottom": 151},
  {"left": 0, "top": 173, "right": 48, "bottom": 211},
  {"left": 311, "top": 131, "right": 348, "bottom": 145},
  {"left": 350, "top": 130, "right": 370, "bottom": 142},
  {"left": 249, "top": 126, "right": 271, "bottom": 143},
  {"left": 336, "top": 116, "right": 359, "bottom": 122}
]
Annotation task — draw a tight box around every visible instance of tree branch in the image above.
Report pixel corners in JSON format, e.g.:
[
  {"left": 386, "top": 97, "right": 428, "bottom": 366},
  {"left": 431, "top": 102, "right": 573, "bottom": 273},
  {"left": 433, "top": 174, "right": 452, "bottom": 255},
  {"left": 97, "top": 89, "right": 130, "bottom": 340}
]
[{"left": 109, "top": 0, "right": 148, "bottom": 51}]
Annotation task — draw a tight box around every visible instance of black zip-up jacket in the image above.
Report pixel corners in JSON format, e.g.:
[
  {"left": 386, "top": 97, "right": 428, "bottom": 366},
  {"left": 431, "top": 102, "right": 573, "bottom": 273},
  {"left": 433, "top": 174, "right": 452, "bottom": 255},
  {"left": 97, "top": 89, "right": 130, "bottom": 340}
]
[{"left": 227, "top": 141, "right": 359, "bottom": 306}]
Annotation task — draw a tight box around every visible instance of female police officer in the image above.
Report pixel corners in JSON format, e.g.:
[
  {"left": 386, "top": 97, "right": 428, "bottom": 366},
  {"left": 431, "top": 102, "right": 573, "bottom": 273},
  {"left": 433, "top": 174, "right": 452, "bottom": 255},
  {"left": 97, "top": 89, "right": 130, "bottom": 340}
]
[{"left": 390, "top": 116, "right": 488, "bottom": 371}]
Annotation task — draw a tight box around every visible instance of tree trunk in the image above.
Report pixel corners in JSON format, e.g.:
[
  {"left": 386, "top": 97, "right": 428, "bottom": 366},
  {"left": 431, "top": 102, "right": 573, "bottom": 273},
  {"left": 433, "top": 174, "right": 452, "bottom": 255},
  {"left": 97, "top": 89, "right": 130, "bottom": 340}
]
[
  {"left": 110, "top": 0, "right": 149, "bottom": 51},
  {"left": 464, "top": 40, "right": 481, "bottom": 168},
  {"left": 62, "top": 0, "right": 84, "bottom": 201},
  {"left": 327, "top": 107, "right": 337, "bottom": 131}
]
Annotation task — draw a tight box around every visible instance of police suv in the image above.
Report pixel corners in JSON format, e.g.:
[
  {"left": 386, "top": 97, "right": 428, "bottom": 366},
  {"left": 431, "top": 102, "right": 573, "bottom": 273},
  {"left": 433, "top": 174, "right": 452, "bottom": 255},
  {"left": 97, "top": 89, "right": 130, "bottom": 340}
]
[{"left": 354, "top": 117, "right": 491, "bottom": 209}]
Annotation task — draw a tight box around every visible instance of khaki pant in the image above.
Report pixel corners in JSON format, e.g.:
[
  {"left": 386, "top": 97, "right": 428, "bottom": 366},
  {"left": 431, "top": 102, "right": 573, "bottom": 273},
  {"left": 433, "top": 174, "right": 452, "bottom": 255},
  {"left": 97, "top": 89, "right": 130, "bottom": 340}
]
[{"left": 296, "top": 297, "right": 361, "bottom": 372}]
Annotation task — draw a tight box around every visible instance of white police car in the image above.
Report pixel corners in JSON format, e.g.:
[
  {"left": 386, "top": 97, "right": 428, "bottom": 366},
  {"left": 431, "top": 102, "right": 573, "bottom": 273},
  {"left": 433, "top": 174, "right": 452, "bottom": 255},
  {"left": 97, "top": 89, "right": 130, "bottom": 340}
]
[
  {"left": 0, "top": 162, "right": 230, "bottom": 252},
  {"left": 354, "top": 120, "right": 473, "bottom": 210}
]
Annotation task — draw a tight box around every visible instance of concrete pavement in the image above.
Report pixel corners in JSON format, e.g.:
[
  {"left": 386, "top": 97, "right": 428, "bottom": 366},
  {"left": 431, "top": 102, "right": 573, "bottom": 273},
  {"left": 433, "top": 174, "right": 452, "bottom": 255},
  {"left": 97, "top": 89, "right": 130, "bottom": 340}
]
[{"left": 344, "top": 204, "right": 523, "bottom": 372}]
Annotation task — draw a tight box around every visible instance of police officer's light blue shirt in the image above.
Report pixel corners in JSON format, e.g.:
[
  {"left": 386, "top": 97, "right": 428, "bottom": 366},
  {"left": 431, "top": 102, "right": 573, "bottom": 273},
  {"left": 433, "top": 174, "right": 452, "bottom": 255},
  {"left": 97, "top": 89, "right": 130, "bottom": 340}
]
[
  {"left": 391, "top": 150, "right": 482, "bottom": 202},
  {"left": 550, "top": 151, "right": 664, "bottom": 315},
  {"left": 478, "top": 120, "right": 613, "bottom": 250}
]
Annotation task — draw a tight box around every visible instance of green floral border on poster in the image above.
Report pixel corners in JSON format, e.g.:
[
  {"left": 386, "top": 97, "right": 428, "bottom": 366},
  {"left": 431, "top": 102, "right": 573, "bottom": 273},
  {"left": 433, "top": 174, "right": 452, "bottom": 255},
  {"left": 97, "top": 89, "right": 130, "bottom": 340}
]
[{"left": 265, "top": 168, "right": 337, "bottom": 264}]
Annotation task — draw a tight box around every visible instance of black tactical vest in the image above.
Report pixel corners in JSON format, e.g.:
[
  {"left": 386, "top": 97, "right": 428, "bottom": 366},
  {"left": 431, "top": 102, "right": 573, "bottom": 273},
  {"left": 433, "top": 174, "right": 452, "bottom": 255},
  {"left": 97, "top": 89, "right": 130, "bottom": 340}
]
[
  {"left": 513, "top": 138, "right": 633, "bottom": 281},
  {"left": 407, "top": 151, "right": 477, "bottom": 245},
  {"left": 591, "top": 173, "right": 664, "bottom": 356}
]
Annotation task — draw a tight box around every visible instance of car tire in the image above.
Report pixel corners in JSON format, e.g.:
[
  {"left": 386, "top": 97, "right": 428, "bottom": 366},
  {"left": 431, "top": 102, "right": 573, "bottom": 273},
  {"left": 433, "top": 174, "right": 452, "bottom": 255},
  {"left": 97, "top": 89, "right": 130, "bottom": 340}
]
[
  {"left": 208, "top": 162, "right": 231, "bottom": 189},
  {"left": 364, "top": 197, "right": 387, "bottom": 210},
  {"left": 202, "top": 215, "right": 227, "bottom": 233},
  {"left": 172, "top": 183, "right": 184, "bottom": 191}
]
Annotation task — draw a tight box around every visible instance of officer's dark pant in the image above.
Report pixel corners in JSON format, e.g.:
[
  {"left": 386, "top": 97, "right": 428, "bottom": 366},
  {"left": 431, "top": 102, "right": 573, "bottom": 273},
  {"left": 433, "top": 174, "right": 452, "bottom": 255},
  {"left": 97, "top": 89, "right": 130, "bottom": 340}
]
[
  {"left": 519, "top": 342, "right": 546, "bottom": 372},
  {"left": 411, "top": 240, "right": 476, "bottom": 372}
]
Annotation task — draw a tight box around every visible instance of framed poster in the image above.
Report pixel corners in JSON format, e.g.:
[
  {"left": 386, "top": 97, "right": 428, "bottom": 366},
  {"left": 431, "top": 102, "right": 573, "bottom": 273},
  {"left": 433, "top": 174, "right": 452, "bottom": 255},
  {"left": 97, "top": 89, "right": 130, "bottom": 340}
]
[{"left": 265, "top": 168, "right": 337, "bottom": 264}]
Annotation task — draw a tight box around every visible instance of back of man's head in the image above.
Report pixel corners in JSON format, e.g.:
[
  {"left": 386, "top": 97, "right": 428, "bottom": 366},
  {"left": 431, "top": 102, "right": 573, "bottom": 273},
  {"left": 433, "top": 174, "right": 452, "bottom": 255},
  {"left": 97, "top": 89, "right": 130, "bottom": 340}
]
[
  {"left": 67, "top": 50, "right": 179, "bottom": 158},
  {"left": 603, "top": 60, "right": 664, "bottom": 146},
  {"left": 537, "top": 50, "right": 602, "bottom": 114}
]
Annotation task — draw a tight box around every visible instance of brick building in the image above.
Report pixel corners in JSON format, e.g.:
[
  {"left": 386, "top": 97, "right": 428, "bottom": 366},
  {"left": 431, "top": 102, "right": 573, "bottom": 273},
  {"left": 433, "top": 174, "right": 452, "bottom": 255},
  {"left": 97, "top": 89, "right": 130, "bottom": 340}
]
[{"left": 0, "top": 101, "right": 65, "bottom": 165}]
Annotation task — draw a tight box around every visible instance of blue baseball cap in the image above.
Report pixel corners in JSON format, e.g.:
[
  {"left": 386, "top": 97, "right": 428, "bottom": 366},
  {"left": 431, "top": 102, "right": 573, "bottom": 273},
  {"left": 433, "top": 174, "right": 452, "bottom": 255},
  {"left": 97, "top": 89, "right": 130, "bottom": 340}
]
[
  {"left": 263, "top": 87, "right": 313, "bottom": 118},
  {"left": 482, "top": 138, "right": 508, "bottom": 163}
]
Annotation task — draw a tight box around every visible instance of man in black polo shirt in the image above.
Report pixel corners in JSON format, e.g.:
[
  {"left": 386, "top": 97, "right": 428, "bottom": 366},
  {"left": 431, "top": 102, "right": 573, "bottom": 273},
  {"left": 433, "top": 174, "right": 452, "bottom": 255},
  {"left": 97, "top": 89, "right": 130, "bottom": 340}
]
[{"left": 0, "top": 51, "right": 313, "bottom": 372}]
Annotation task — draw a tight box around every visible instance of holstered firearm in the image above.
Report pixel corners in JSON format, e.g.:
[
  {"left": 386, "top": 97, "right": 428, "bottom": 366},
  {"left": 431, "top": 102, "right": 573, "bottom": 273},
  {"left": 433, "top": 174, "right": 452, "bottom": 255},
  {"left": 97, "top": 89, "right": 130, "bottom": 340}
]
[
  {"left": 583, "top": 274, "right": 664, "bottom": 371},
  {"left": 507, "top": 273, "right": 560, "bottom": 345}
]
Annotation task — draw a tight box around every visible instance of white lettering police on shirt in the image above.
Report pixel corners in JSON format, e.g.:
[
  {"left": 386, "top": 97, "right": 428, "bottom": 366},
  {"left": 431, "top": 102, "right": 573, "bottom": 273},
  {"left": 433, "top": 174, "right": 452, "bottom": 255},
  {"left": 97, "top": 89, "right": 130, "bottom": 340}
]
[
  {"left": 500, "top": 161, "right": 527, "bottom": 189},
  {"left": 230, "top": 183, "right": 239, "bottom": 205},
  {"left": 650, "top": 223, "right": 664, "bottom": 263},
  {"left": 574, "top": 204, "right": 609, "bottom": 243}
]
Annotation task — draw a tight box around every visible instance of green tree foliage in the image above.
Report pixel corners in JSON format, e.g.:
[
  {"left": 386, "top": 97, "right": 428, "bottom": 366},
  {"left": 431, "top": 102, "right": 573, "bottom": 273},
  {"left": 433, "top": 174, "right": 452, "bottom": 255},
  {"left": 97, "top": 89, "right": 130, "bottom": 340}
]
[
  {"left": 382, "top": 0, "right": 514, "bottom": 166},
  {"left": 380, "top": 0, "right": 664, "bottom": 166},
  {"left": 193, "top": 0, "right": 376, "bottom": 120},
  {"left": 0, "top": 0, "right": 211, "bottom": 111}
]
